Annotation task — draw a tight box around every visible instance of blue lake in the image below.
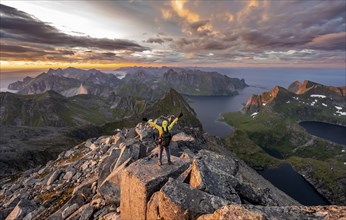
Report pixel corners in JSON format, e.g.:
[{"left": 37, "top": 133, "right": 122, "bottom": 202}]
[
  {"left": 299, "top": 121, "right": 346, "bottom": 145},
  {"left": 258, "top": 163, "right": 330, "bottom": 205}
]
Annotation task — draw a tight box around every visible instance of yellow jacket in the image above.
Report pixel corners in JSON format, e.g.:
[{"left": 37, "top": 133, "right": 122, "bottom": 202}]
[{"left": 147, "top": 117, "right": 179, "bottom": 137}]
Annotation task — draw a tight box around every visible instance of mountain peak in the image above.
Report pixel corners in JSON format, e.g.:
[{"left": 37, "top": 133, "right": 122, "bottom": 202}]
[
  {"left": 78, "top": 84, "right": 88, "bottom": 95},
  {"left": 243, "top": 85, "right": 288, "bottom": 113},
  {"left": 288, "top": 80, "right": 324, "bottom": 94}
]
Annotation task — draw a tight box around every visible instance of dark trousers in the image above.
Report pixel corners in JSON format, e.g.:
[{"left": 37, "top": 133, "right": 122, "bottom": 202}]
[{"left": 159, "top": 145, "right": 171, "bottom": 163}]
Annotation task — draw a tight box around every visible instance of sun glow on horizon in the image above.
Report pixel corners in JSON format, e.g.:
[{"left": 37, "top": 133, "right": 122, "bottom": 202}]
[
  {"left": 0, "top": 1, "right": 345, "bottom": 70},
  {"left": 0, "top": 61, "right": 167, "bottom": 71}
]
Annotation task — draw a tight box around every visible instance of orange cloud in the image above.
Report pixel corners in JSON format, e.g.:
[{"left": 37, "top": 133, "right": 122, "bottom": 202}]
[
  {"left": 171, "top": 0, "right": 199, "bottom": 23},
  {"left": 161, "top": 8, "right": 173, "bottom": 19},
  {"left": 236, "top": 0, "right": 269, "bottom": 22}
]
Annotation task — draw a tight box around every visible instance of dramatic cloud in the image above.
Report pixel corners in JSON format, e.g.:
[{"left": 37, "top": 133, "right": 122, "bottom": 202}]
[
  {"left": 0, "top": 4, "right": 148, "bottom": 63},
  {"left": 307, "top": 32, "right": 346, "bottom": 51},
  {"left": 158, "top": 0, "right": 345, "bottom": 66},
  {"left": 144, "top": 37, "right": 173, "bottom": 44},
  {"left": 0, "top": 0, "right": 345, "bottom": 68}
]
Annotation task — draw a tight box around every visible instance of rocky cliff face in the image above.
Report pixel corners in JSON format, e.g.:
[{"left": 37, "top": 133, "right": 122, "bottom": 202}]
[
  {"left": 288, "top": 80, "right": 346, "bottom": 97},
  {"left": 243, "top": 86, "right": 291, "bottom": 113},
  {"left": 0, "top": 120, "right": 344, "bottom": 220},
  {"left": 7, "top": 76, "right": 33, "bottom": 91}
]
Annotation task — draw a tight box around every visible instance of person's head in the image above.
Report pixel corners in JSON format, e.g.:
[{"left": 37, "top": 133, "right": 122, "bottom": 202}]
[{"left": 162, "top": 120, "right": 168, "bottom": 128}]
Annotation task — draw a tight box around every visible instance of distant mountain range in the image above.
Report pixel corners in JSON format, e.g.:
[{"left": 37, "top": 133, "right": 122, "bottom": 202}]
[
  {"left": 8, "top": 67, "right": 247, "bottom": 98},
  {"left": 8, "top": 67, "right": 122, "bottom": 97}
]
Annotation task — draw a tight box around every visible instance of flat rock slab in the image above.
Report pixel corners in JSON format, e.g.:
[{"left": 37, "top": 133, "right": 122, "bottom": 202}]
[
  {"left": 158, "top": 178, "right": 231, "bottom": 220},
  {"left": 120, "top": 156, "right": 190, "bottom": 220},
  {"left": 5, "top": 199, "right": 37, "bottom": 220}
]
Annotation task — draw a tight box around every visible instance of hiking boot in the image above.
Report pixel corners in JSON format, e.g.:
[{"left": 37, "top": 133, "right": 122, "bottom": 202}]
[
  {"left": 157, "top": 161, "right": 162, "bottom": 166},
  {"left": 167, "top": 160, "right": 173, "bottom": 165}
]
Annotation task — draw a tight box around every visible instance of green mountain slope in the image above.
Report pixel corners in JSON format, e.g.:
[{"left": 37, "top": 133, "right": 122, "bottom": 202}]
[{"left": 222, "top": 81, "right": 346, "bottom": 205}]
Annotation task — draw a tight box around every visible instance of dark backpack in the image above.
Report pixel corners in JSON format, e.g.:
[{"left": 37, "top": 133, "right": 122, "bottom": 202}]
[{"left": 161, "top": 126, "right": 172, "bottom": 147}]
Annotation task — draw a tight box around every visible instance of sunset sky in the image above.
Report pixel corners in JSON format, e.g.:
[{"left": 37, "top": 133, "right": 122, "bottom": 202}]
[{"left": 0, "top": 0, "right": 345, "bottom": 70}]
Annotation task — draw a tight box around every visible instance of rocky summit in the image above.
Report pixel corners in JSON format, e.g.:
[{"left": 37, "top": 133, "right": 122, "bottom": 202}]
[{"left": 1, "top": 118, "right": 344, "bottom": 220}]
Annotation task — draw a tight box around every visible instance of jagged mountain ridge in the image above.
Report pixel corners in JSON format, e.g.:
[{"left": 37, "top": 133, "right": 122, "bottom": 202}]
[
  {"left": 288, "top": 80, "right": 346, "bottom": 97},
  {"left": 9, "top": 68, "right": 121, "bottom": 97},
  {"left": 243, "top": 80, "right": 346, "bottom": 124},
  {"left": 1, "top": 120, "right": 344, "bottom": 220},
  {"left": 8, "top": 67, "right": 247, "bottom": 98}
]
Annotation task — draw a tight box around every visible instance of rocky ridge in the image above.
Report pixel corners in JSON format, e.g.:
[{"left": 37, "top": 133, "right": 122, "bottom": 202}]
[
  {"left": 1, "top": 119, "right": 345, "bottom": 220},
  {"left": 9, "top": 68, "right": 121, "bottom": 97},
  {"left": 243, "top": 80, "right": 346, "bottom": 124},
  {"left": 8, "top": 67, "right": 247, "bottom": 98}
]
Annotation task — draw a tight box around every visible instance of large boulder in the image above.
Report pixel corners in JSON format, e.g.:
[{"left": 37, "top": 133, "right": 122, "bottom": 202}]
[
  {"left": 197, "top": 204, "right": 346, "bottom": 220},
  {"left": 135, "top": 122, "right": 155, "bottom": 141},
  {"left": 114, "top": 141, "right": 147, "bottom": 170},
  {"left": 158, "top": 178, "right": 231, "bottom": 220},
  {"left": 65, "top": 203, "right": 94, "bottom": 220},
  {"left": 172, "top": 132, "right": 195, "bottom": 142},
  {"left": 98, "top": 157, "right": 132, "bottom": 205},
  {"left": 47, "top": 194, "right": 85, "bottom": 220},
  {"left": 190, "top": 150, "right": 241, "bottom": 203},
  {"left": 47, "top": 169, "right": 64, "bottom": 186},
  {"left": 97, "top": 147, "right": 121, "bottom": 186},
  {"left": 120, "top": 156, "right": 190, "bottom": 220},
  {"left": 5, "top": 199, "right": 37, "bottom": 220}
]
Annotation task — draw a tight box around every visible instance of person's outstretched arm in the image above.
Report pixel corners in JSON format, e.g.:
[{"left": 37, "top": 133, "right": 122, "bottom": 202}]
[
  {"left": 143, "top": 118, "right": 161, "bottom": 131},
  {"left": 168, "top": 112, "right": 183, "bottom": 131}
]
